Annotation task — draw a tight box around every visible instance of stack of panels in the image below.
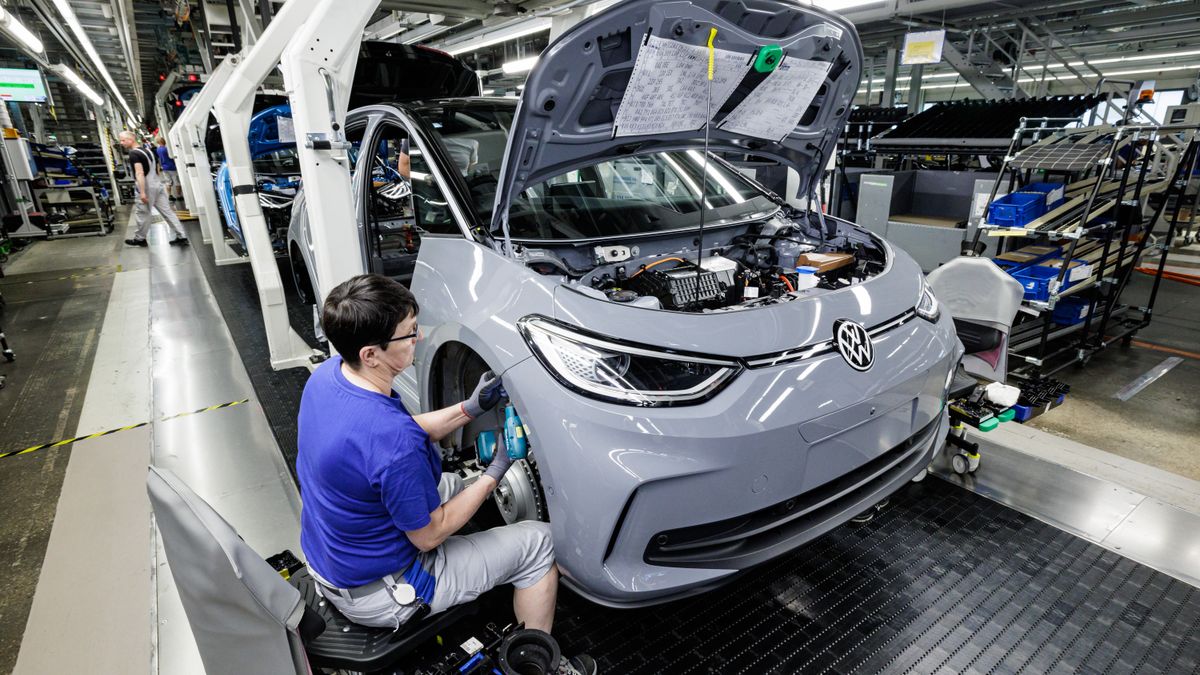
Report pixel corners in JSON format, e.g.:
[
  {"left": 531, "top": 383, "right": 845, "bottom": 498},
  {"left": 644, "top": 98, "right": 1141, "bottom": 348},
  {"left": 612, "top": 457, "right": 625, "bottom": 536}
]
[{"left": 872, "top": 95, "right": 1106, "bottom": 154}]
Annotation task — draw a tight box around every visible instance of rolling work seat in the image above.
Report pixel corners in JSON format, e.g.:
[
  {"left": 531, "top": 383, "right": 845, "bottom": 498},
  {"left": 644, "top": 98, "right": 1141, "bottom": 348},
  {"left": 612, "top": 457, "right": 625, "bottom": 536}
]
[
  {"left": 927, "top": 256, "right": 1024, "bottom": 382},
  {"left": 147, "top": 466, "right": 474, "bottom": 674}
]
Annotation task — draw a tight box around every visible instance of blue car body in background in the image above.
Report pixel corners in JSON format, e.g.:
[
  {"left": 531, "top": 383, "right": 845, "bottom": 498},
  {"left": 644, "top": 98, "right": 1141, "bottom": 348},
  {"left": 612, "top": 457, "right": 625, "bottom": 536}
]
[{"left": 214, "top": 103, "right": 300, "bottom": 250}]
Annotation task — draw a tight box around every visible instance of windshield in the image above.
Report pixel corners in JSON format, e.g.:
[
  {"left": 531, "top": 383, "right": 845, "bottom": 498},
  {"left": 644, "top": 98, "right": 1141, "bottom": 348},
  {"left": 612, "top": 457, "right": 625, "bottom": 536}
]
[{"left": 414, "top": 102, "right": 775, "bottom": 241}]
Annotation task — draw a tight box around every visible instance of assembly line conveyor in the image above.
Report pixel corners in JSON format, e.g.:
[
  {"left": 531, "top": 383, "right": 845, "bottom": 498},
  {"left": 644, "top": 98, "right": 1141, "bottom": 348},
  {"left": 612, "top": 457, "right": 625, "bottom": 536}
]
[{"left": 190, "top": 224, "right": 1200, "bottom": 675}]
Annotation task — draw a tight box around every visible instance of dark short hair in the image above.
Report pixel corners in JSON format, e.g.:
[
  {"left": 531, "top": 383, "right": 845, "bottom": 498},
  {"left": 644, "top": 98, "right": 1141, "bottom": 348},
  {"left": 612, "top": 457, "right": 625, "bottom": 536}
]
[{"left": 321, "top": 274, "right": 419, "bottom": 367}]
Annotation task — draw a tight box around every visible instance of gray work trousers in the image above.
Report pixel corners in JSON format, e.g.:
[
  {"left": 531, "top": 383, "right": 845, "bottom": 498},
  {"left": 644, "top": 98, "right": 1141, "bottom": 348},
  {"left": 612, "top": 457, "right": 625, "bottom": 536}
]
[
  {"left": 133, "top": 175, "right": 186, "bottom": 241},
  {"left": 312, "top": 472, "right": 556, "bottom": 630}
]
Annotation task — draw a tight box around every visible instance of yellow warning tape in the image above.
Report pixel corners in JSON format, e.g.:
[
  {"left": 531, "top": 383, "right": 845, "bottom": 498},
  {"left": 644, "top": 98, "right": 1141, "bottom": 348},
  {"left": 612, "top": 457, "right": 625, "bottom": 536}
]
[{"left": 0, "top": 399, "right": 250, "bottom": 460}]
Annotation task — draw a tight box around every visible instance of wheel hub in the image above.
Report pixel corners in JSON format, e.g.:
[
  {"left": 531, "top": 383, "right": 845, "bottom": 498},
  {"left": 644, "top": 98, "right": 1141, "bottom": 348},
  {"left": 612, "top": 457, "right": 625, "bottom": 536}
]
[{"left": 494, "top": 459, "right": 546, "bottom": 524}]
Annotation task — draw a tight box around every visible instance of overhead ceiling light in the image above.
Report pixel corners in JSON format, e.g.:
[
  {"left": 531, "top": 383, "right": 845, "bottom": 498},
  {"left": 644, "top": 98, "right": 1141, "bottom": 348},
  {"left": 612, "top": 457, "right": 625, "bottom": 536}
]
[
  {"left": 502, "top": 56, "right": 539, "bottom": 75},
  {"left": 50, "top": 0, "right": 134, "bottom": 119},
  {"left": 1056, "top": 49, "right": 1200, "bottom": 69},
  {"left": 0, "top": 7, "right": 44, "bottom": 53},
  {"left": 54, "top": 64, "right": 104, "bottom": 106},
  {"left": 444, "top": 18, "right": 552, "bottom": 56},
  {"left": 1038, "top": 63, "right": 1200, "bottom": 80}
]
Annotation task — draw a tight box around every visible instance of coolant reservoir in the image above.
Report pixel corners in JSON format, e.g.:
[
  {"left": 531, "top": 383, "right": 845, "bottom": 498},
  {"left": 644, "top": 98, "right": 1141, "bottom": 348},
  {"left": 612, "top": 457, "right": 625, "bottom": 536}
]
[{"left": 794, "top": 266, "right": 819, "bottom": 291}]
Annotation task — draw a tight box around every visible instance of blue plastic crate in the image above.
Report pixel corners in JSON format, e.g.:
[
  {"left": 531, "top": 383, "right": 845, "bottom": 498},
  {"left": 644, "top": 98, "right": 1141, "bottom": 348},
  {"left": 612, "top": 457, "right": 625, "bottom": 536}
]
[
  {"left": 1022, "top": 182, "right": 1067, "bottom": 209},
  {"left": 1011, "top": 265, "right": 1061, "bottom": 301},
  {"left": 987, "top": 192, "right": 1046, "bottom": 228},
  {"left": 1051, "top": 297, "right": 1091, "bottom": 325},
  {"left": 1013, "top": 258, "right": 1090, "bottom": 301}
]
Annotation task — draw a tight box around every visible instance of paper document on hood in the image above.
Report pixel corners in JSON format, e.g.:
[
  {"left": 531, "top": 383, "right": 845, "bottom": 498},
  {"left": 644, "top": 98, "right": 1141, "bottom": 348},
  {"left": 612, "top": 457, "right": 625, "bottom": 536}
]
[
  {"left": 613, "top": 35, "right": 750, "bottom": 138},
  {"left": 718, "top": 58, "right": 832, "bottom": 142}
]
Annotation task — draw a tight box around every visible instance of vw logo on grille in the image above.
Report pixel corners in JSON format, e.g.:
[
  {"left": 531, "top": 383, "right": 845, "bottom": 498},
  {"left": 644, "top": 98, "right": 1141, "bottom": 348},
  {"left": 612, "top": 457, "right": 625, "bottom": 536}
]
[{"left": 834, "top": 319, "right": 874, "bottom": 372}]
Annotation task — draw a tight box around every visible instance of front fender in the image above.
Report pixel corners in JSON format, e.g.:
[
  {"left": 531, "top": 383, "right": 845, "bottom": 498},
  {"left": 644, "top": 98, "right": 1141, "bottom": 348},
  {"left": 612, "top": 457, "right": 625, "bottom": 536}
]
[{"left": 410, "top": 237, "right": 557, "bottom": 409}]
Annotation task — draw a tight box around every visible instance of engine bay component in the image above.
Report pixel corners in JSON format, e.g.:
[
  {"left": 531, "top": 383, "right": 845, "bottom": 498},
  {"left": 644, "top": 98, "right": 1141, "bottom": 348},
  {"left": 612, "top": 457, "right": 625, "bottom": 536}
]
[
  {"left": 699, "top": 255, "right": 740, "bottom": 289},
  {"left": 607, "top": 289, "right": 640, "bottom": 303},
  {"left": 538, "top": 209, "right": 888, "bottom": 313},
  {"left": 796, "top": 252, "right": 855, "bottom": 273},
  {"left": 628, "top": 261, "right": 724, "bottom": 310},
  {"left": 594, "top": 244, "right": 633, "bottom": 263}
]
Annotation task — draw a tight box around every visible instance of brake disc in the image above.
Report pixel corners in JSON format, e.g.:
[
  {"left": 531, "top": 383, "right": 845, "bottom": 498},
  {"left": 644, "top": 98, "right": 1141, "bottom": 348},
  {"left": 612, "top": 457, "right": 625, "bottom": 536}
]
[{"left": 494, "top": 458, "right": 546, "bottom": 524}]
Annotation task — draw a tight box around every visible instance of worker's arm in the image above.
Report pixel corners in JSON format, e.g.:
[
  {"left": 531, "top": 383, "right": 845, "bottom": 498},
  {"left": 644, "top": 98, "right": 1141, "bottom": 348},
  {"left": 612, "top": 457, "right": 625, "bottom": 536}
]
[
  {"left": 412, "top": 372, "right": 506, "bottom": 442},
  {"left": 134, "top": 162, "right": 148, "bottom": 204},
  {"left": 405, "top": 471, "right": 502, "bottom": 552},
  {"left": 412, "top": 403, "right": 472, "bottom": 443}
]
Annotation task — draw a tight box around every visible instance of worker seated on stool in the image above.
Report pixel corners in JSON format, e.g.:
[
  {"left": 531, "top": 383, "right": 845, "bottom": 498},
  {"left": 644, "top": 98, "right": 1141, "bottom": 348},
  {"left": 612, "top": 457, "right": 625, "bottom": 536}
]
[{"left": 297, "top": 274, "right": 595, "bottom": 674}]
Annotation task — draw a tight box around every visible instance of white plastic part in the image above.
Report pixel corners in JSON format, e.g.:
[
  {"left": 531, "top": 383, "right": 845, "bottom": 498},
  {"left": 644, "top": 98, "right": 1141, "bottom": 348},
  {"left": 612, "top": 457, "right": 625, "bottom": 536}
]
[
  {"left": 983, "top": 381, "right": 1020, "bottom": 408},
  {"left": 794, "top": 266, "right": 819, "bottom": 291}
]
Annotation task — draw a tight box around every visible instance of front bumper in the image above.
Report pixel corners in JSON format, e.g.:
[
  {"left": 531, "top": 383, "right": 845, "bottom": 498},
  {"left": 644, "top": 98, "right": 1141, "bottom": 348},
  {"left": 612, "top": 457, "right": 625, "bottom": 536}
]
[{"left": 506, "top": 311, "right": 960, "bottom": 607}]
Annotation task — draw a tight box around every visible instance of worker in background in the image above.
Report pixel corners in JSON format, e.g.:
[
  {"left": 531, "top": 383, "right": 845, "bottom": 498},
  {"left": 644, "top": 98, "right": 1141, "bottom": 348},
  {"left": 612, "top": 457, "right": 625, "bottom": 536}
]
[
  {"left": 296, "top": 274, "right": 596, "bottom": 675},
  {"left": 155, "top": 137, "right": 180, "bottom": 204},
  {"left": 119, "top": 131, "right": 188, "bottom": 247}
]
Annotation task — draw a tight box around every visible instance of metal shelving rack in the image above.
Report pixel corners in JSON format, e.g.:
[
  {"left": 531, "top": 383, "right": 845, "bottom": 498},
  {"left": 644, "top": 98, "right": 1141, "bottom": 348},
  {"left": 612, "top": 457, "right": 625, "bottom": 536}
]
[
  {"left": 971, "top": 117, "right": 1200, "bottom": 377},
  {"left": 29, "top": 144, "right": 114, "bottom": 238}
]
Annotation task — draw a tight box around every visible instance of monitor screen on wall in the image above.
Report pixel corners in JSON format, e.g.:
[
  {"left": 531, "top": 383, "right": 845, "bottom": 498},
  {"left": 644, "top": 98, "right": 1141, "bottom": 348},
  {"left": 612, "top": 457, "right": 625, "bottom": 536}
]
[{"left": 0, "top": 68, "right": 48, "bottom": 103}]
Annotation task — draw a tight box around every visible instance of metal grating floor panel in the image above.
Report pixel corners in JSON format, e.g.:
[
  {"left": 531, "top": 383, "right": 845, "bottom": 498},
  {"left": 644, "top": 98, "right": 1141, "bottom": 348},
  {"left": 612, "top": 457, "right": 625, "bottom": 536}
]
[{"left": 553, "top": 478, "right": 1200, "bottom": 674}]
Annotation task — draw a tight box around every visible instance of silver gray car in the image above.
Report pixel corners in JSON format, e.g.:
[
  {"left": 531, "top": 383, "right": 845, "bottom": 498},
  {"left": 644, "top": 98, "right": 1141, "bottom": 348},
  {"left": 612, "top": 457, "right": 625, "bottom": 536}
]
[{"left": 288, "top": 0, "right": 962, "bottom": 607}]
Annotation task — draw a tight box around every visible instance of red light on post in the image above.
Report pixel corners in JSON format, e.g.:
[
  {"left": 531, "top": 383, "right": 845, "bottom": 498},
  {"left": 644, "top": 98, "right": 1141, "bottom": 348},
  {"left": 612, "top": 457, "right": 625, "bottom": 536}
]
[{"left": 186, "top": 73, "right": 199, "bottom": 82}]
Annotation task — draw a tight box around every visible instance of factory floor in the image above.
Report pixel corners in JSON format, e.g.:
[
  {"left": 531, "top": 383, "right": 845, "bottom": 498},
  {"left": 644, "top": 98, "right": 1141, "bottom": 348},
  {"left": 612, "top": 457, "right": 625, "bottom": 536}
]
[
  {"left": 0, "top": 214, "right": 1196, "bottom": 673},
  {"left": 0, "top": 208, "right": 300, "bottom": 674},
  {"left": 1026, "top": 273, "right": 1200, "bottom": 481}
]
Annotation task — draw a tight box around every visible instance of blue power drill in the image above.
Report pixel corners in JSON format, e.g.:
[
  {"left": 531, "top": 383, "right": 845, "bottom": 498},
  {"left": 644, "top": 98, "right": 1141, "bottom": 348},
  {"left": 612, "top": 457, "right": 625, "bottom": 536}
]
[{"left": 475, "top": 404, "right": 528, "bottom": 465}]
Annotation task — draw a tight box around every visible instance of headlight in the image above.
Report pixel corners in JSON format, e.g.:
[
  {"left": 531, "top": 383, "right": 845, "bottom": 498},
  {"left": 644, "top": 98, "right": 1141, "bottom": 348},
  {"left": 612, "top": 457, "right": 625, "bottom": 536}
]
[
  {"left": 916, "top": 278, "right": 940, "bottom": 322},
  {"left": 518, "top": 316, "right": 742, "bottom": 407}
]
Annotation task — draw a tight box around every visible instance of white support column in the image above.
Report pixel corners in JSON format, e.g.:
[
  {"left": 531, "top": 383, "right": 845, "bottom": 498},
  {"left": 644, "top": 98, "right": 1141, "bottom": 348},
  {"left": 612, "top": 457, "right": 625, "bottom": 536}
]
[
  {"left": 281, "top": 0, "right": 376, "bottom": 303},
  {"left": 213, "top": 0, "right": 320, "bottom": 371},
  {"left": 170, "top": 55, "right": 242, "bottom": 263},
  {"left": 154, "top": 72, "right": 196, "bottom": 211}
]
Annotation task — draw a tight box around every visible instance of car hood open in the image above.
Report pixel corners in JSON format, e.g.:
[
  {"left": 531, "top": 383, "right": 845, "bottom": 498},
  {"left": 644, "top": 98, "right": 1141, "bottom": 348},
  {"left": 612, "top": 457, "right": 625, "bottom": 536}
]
[{"left": 491, "top": 0, "right": 862, "bottom": 237}]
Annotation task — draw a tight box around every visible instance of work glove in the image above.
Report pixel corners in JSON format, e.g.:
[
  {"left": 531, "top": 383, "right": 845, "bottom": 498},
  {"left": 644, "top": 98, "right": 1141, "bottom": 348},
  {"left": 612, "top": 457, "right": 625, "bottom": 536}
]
[
  {"left": 482, "top": 435, "right": 515, "bottom": 483},
  {"left": 462, "top": 371, "right": 506, "bottom": 419}
]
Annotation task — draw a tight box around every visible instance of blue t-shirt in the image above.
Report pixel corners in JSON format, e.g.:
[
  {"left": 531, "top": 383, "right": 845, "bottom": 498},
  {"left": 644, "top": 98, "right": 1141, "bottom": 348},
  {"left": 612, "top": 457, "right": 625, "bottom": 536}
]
[
  {"left": 156, "top": 145, "right": 176, "bottom": 171},
  {"left": 297, "top": 356, "right": 441, "bottom": 598}
]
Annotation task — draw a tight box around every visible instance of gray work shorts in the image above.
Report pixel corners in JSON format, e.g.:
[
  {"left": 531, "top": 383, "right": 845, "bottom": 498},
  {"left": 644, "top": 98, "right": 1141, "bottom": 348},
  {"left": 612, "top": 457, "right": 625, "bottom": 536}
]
[{"left": 316, "top": 472, "right": 555, "bottom": 629}]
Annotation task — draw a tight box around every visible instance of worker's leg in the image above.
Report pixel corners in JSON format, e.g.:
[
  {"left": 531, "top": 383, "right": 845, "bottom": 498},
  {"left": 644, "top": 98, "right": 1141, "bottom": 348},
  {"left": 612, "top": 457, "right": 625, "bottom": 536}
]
[
  {"left": 425, "top": 521, "right": 556, "bottom": 630},
  {"left": 150, "top": 184, "right": 187, "bottom": 238},
  {"left": 128, "top": 197, "right": 153, "bottom": 243},
  {"left": 513, "top": 563, "right": 558, "bottom": 633}
]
